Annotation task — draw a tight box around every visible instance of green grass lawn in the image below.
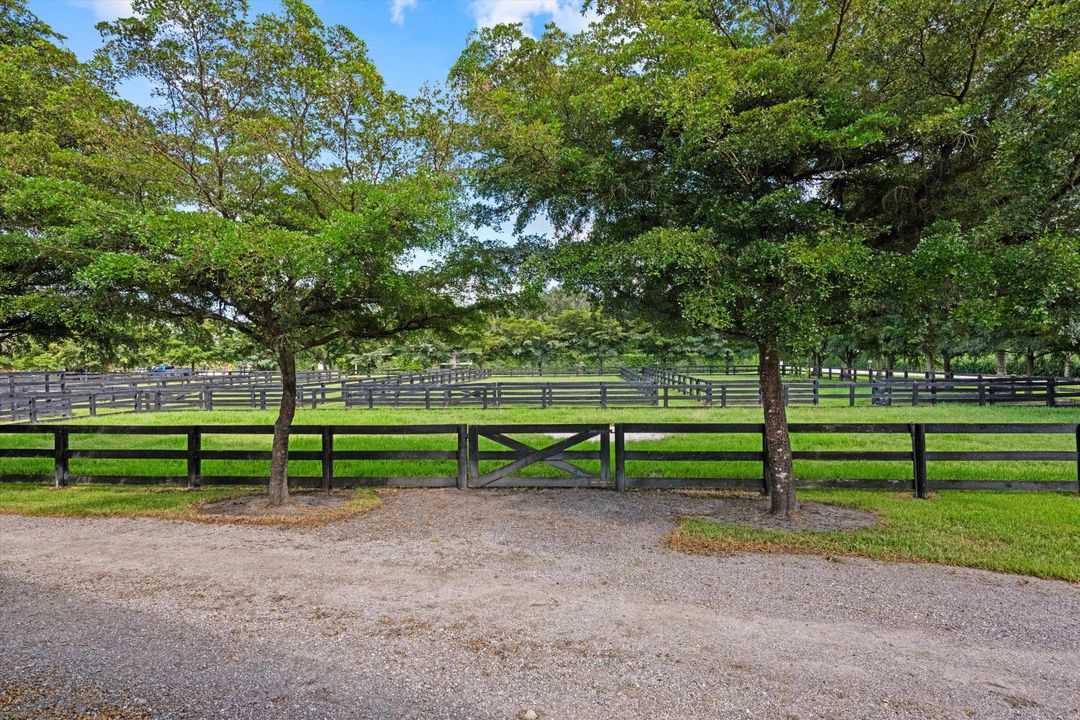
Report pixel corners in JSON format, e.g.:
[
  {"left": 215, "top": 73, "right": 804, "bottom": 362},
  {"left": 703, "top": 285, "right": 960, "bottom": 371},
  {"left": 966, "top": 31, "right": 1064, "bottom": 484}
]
[
  {"left": 675, "top": 489, "right": 1080, "bottom": 582},
  {"left": 462, "top": 374, "right": 628, "bottom": 384},
  {"left": 0, "top": 482, "right": 380, "bottom": 524},
  {"left": 0, "top": 482, "right": 253, "bottom": 517}
]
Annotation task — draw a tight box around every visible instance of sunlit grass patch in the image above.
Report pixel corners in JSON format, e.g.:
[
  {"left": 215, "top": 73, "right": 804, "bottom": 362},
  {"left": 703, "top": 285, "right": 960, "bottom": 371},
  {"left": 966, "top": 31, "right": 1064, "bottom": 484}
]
[
  {"left": 0, "top": 483, "right": 381, "bottom": 526},
  {"left": 673, "top": 489, "right": 1080, "bottom": 581}
]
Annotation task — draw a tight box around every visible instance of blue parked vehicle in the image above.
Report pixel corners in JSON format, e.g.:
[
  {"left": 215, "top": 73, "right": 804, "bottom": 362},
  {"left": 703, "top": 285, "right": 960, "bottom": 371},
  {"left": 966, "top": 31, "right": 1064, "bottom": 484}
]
[{"left": 148, "top": 364, "right": 192, "bottom": 375}]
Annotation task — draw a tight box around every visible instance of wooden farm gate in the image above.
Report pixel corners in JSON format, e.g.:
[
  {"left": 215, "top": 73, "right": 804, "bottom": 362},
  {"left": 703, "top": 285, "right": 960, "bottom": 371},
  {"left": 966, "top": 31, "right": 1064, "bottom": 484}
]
[{"left": 466, "top": 423, "right": 611, "bottom": 488}]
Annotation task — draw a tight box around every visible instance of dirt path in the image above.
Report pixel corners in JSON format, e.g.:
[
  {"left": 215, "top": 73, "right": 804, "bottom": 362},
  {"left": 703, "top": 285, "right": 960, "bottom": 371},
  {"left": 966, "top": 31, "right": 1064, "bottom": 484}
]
[{"left": 1, "top": 489, "right": 1077, "bottom": 720}]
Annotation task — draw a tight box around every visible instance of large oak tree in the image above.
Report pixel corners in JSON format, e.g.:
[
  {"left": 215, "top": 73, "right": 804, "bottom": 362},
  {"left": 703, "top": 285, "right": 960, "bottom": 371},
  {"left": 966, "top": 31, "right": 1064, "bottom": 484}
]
[
  {"left": 452, "top": 0, "right": 1080, "bottom": 517},
  {"left": 83, "top": 0, "right": 513, "bottom": 504}
]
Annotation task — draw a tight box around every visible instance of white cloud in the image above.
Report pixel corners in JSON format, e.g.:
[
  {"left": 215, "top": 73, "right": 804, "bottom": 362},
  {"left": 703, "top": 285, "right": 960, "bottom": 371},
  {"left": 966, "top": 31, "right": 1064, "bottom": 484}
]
[
  {"left": 68, "top": 0, "right": 134, "bottom": 21},
  {"left": 470, "top": 0, "right": 598, "bottom": 34},
  {"left": 389, "top": 0, "right": 417, "bottom": 25}
]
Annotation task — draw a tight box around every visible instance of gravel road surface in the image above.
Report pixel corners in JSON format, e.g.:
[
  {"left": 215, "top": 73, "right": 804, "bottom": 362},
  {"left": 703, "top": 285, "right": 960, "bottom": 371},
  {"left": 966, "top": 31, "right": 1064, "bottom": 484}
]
[{"left": 1, "top": 489, "right": 1078, "bottom": 719}]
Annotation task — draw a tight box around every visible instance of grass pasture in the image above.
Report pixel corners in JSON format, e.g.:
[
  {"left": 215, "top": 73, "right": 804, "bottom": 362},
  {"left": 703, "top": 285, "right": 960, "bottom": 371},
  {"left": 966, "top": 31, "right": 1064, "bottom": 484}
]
[{"left": 463, "top": 374, "right": 628, "bottom": 384}]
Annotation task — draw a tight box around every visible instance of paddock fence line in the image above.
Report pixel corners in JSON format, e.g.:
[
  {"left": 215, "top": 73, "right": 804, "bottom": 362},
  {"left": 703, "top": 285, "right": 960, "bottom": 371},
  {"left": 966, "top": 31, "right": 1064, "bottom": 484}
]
[
  {"left": 640, "top": 368, "right": 1080, "bottom": 408},
  {"left": 341, "top": 380, "right": 665, "bottom": 409},
  {"left": 1, "top": 423, "right": 1077, "bottom": 495},
  {"left": 0, "top": 368, "right": 491, "bottom": 422},
  {"left": 0, "top": 423, "right": 467, "bottom": 489},
  {"left": 5, "top": 365, "right": 1080, "bottom": 422},
  {"left": 665, "top": 364, "right": 1039, "bottom": 381}
]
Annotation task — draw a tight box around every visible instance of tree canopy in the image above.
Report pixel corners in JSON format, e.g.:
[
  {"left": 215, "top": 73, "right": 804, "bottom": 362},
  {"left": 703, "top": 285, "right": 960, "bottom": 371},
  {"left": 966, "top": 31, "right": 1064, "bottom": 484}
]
[{"left": 452, "top": 0, "right": 1080, "bottom": 515}]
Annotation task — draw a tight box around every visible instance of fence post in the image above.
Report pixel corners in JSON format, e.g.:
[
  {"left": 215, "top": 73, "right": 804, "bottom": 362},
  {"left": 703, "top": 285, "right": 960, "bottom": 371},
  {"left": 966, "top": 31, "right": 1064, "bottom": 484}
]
[
  {"left": 456, "top": 425, "right": 468, "bottom": 490},
  {"left": 187, "top": 428, "right": 201, "bottom": 488},
  {"left": 813, "top": 379, "right": 819, "bottom": 405},
  {"left": 467, "top": 424, "right": 479, "bottom": 488},
  {"left": 760, "top": 426, "right": 770, "bottom": 496},
  {"left": 911, "top": 423, "right": 928, "bottom": 499},
  {"left": 614, "top": 424, "right": 626, "bottom": 492},
  {"left": 1047, "top": 378, "right": 1057, "bottom": 407},
  {"left": 848, "top": 384, "right": 855, "bottom": 407},
  {"left": 1071, "top": 427, "right": 1080, "bottom": 496},
  {"left": 53, "top": 427, "right": 69, "bottom": 488},
  {"left": 600, "top": 426, "right": 611, "bottom": 487},
  {"left": 321, "top": 427, "right": 333, "bottom": 491}
]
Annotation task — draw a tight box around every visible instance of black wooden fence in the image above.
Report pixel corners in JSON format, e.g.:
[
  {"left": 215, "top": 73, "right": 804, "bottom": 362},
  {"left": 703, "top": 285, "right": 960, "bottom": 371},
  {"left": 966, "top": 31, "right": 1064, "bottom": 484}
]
[
  {"left": 0, "top": 424, "right": 467, "bottom": 489},
  {"left": 7, "top": 366, "right": 1080, "bottom": 422},
  {"left": 642, "top": 368, "right": 1080, "bottom": 407},
  {"left": 0, "top": 368, "right": 490, "bottom": 422},
  {"left": 341, "top": 381, "right": 662, "bottom": 409},
  {"left": 2, "top": 422, "right": 1078, "bottom": 495},
  {"left": 614, "top": 423, "right": 1080, "bottom": 493}
]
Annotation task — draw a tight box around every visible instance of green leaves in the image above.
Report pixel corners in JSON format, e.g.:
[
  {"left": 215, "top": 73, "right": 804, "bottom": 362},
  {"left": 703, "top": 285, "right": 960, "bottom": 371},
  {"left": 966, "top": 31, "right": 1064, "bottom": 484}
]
[
  {"left": 455, "top": 0, "right": 1080, "bottom": 369},
  {"left": 52, "top": 0, "right": 514, "bottom": 367}
]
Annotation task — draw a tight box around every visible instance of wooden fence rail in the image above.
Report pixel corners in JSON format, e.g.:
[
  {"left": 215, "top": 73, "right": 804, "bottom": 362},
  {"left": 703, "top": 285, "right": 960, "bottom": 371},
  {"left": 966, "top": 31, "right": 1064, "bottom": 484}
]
[
  {"left": 640, "top": 369, "right": 1079, "bottom": 408},
  {"left": 614, "top": 423, "right": 1080, "bottom": 493},
  {"left": 1, "top": 423, "right": 1077, "bottom": 495},
  {"left": 341, "top": 381, "right": 663, "bottom": 409},
  {"left": 0, "top": 424, "right": 467, "bottom": 489},
  {"left": 7, "top": 367, "right": 1080, "bottom": 422},
  {"left": 0, "top": 369, "right": 491, "bottom": 422}
]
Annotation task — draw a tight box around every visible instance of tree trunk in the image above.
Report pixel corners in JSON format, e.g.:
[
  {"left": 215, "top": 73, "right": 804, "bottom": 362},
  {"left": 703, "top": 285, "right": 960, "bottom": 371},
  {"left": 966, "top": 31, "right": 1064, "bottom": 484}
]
[
  {"left": 268, "top": 349, "right": 297, "bottom": 506},
  {"left": 926, "top": 351, "right": 936, "bottom": 375},
  {"left": 1025, "top": 350, "right": 1035, "bottom": 377},
  {"left": 1064, "top": 352, "right": 1072, "bottom": 379},
  {"left": 758, "top": 343, "right": 797, "bottom": 519},
  {"left": 996, "top": 350, "right": 1007, "bottom": 376},
  {"left": 886, "top": 353, "right": 895, "bottom": 376},
  {"left": 942, "top": 353, "right": 952, "bottom": 377}
]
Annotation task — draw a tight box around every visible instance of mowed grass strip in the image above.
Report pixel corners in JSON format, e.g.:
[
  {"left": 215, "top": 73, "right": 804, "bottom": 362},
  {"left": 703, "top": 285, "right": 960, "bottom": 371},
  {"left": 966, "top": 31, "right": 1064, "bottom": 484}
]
[
  {"left": 0, "top": 482, "right": 380, "bottom": 526},
  {"left": 673, "top": 489, "right": 1080, "bottom": 581},
  {"left": 461, "top": 374, "right": 629, "bottom": 384}
]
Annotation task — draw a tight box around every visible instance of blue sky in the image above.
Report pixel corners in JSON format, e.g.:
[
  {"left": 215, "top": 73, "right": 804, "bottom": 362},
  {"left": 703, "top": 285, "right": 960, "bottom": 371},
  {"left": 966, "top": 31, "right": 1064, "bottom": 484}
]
[
  {"left": 29, "top": 0, "right": 596, "bottom": 98},
  {"left": 27, "top": 0, "right": 593, "bottom": 243}
]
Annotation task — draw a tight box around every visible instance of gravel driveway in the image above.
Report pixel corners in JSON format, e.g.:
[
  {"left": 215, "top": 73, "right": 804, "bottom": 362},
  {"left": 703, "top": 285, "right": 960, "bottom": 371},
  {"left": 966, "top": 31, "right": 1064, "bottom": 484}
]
[{"left": 1, "top": 489, "right": 1078, "bottom": 720}]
